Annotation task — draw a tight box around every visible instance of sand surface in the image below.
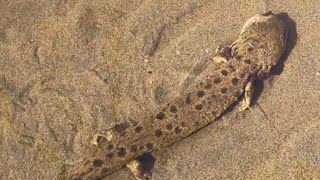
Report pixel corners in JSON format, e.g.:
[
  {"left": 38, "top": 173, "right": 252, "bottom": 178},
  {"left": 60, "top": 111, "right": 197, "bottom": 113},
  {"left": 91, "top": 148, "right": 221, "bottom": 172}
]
[{"left": 0, "top": 1, "right": 319, "bottom": 180}]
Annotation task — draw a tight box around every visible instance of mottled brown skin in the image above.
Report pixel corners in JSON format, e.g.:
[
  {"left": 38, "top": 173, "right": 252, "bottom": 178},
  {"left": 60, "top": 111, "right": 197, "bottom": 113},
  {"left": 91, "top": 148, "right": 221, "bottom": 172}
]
[{"left": 68, "top": 12, "right": 288, "bottom": 180}]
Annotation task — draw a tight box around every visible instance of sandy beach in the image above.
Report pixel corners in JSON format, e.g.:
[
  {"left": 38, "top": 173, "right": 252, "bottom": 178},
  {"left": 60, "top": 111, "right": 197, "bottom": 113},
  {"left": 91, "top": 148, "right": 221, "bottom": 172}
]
[{"left": 0, "top": 1, "right": 319, "bottom": 179}]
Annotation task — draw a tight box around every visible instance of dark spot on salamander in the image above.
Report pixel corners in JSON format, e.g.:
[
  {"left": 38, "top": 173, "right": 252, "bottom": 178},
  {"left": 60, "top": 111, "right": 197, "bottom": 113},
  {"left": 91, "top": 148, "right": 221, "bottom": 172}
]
[
  {"left": 96, "top": 135, "right": 107, "bottom": 144},
  {"left": 170, "top": 105, "right": 177, "bottom": 113},
  {"left": 221, "top": 70, "right": 228, "bottom": 76},
  {"left": 205, "top": 82, "right": 212, "bottom": 89},
  {"left": 235, "top": 55, "right": 243, "bottom": 60},
  {"left": 130, "top": 145, "right": 138, "bottom": 152},
  {"left": 134, "top": 126, "right": 143, "bottom": 133},
  {"left": 197, "top": 90, "right": 205, "bottom": 98},
  {"left": 107, "top": 144, "right": 114, "bottom": 150},
  {"left": 113, "top": 123, "right": 130, "bottom": 133},
  {"left": 146, "top": 143, "right": 153, "bottom": 151},
  {"left": 155, "top": 112, "right": 165, "bottom": 120},
  {"left": 155, "top": 129, "right": 163, "bottom": 137},
  {"left": 96, "top": 136, "right": 104, "bottom": 143},
  {"left": 106, "top": 153, "right": 114, "bottom": 159},
  {"left": 92, "top": 159, "right": 103, "bottom": 167},
  {"left": 244, "top": 59, "right": 252, "bottom": 64},
  {"left": 185, "top": 94, "right": 191, "bottom": 104},
  {"left": 174, "top": 127, "right": 182, "bottom": 134},
  {"left": 166, "top": 123, "right": 173, "bottom": 130},
  {"left": 213, "top": 78, "right": 222, "bottom": 84},
  {"left": 117, "top": 147, "right": 126, "bottom": 157},
  {"left": 181, "top": 122, "right": 186, "bottom": 127},
  {"left": 228, "top": 65, "right": 236, "bottom": 72},
  {"left": 195, "top": 104, "right": 203, "bottom": 110},
  {"left": 220, "top": 47, "right": 232, "bottom": 58},
  {"left": 231, "top": 78, "right": 239, "bottom": 86},
  {"left": 221, "top": 88, "right": 228, "bottom": 94}
]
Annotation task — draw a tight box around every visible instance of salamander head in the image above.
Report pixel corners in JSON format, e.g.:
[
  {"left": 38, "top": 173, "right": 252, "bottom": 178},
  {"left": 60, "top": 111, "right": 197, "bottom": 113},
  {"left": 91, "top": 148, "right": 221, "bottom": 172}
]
[{"left": 232, "top": 12, "right": 288, "bottom": 79}]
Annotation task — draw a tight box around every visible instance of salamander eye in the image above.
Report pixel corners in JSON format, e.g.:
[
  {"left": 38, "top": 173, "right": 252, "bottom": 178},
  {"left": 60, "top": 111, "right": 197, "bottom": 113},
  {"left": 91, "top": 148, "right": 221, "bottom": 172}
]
[{"left": 219, "top": 47, "right": 232, "bottom": 59}]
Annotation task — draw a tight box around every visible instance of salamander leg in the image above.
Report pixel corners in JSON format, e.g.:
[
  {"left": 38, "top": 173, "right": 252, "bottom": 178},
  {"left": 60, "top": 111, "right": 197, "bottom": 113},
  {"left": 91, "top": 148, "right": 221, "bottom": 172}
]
[{"left": 239, "top": 79, "right": 254, "bottom": 111}]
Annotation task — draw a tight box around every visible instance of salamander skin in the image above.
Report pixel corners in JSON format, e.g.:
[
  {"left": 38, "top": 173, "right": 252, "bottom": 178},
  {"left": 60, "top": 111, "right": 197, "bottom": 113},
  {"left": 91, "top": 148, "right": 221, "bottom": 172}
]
[{"left": 68, "top": 12, "right": 288, "bottom": 180}]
